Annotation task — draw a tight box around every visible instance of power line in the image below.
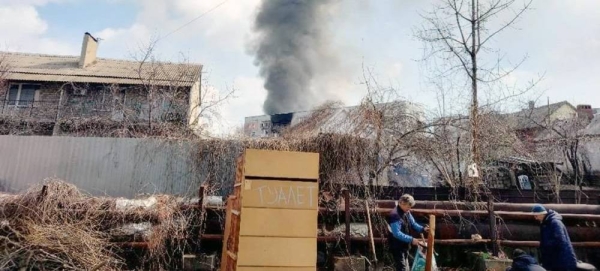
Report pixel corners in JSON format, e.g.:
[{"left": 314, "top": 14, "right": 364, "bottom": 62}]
[{"left": 157, "top": 0, "right": 230, "bottom": 43}]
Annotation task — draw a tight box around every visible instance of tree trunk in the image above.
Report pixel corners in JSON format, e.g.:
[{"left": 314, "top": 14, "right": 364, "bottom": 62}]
[
  {"left": 456, "top": 135, "right": 462, "bottom": 186},
  {"left": 469, "top": 0, "right": 481, "bottom": 198},
  {"left": 471, "top": 0, "right": 498, "bottom": 256},
  {"left": 52, "top": 87, "right": 65, "bottom": 136}
]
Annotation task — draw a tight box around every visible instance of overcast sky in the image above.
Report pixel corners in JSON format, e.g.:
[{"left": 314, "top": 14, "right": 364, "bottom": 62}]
[{"left": 1, "top": 0, "right": 599, "bottom": 134}]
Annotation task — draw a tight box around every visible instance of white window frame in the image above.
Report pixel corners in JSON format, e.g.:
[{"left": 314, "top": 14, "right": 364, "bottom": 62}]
[{"left": 6, "top": 83, "right": 40, "bottom": 107}]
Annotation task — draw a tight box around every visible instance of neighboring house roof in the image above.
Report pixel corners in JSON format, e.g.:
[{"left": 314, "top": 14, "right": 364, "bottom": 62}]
[
  {"left": 508, "top": 101, "right": 575, "bottom": 130},
  {"left": 245, "top": 101, "right": 426, "bottom": 138},
  {"left": 0, "top": 52, "right": 202, "bottom": 87},
  {"left": 497, "top": 156, "right": 560, "bottom": 165},
  {"left": 582, "top": 115, "right": 600, "bottom": 136}
]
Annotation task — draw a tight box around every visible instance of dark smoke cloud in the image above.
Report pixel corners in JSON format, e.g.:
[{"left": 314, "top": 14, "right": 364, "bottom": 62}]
[{"left": 252, "top": 0, "right": 336, "bottom": 115}]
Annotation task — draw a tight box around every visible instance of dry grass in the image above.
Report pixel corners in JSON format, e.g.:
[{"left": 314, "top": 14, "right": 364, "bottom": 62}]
[{"left": 0, "top": 179, "right": 189, "bottom": 270}]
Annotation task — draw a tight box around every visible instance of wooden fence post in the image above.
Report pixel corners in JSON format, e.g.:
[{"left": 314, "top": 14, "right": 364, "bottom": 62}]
[{"left": 425, "top": 214, "right": 436, "bottom": 271}]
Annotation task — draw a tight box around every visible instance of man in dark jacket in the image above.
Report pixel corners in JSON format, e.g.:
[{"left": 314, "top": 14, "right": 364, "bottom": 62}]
[
  {"left": 506, "top": 249, "right": 546, "bottom": 271},
  {"left": 387, "top": 194, "right": 429, "bottom": 271},
  {"left": 532, "top": 204, "right": 577, "bottom": 271}
]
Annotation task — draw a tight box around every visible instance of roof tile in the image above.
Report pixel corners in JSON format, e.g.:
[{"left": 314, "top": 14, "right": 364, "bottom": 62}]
[{"left": 0, "top": 52, "right": 202, "bottom": 87}]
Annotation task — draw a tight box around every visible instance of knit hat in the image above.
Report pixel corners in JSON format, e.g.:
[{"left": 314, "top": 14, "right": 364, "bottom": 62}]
[
  {"left": 512, "top": 249, "right": 527, "bottom": 258},
  {"left": 531, "top": 204, "right": 547, "bottom": 215}
]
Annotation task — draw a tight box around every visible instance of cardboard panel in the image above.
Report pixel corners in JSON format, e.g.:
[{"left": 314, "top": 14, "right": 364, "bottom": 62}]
[
  {"left": 244, "top": 149, "right": 319, "bottom": 179},
  {"left": 240, "top": 207, "right": 317, "bottom": 237},
  {"left": 237, "top": 237, "right": 316, "bottom": 267},
  {"left": 238, "top": 268, "right": 314, "bottom": 271},
  {"left": 241, "top": 180, "right": 318, "bottom": 209}
]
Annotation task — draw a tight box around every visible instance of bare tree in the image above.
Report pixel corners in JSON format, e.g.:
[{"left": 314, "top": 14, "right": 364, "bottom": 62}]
[
  {"left": 127, "top": 39, "right": 235, "bottom": 137},
  {"left": 134, "top": 40, "right": 235, "bottom": 138},
  {"left": 527, "top": 113, "right": 593, "bottom": 203},
  {"left": 414, "top": 110, "right": 524, "bottom": 189},
  {"left": 416, "top": 0, "right": 534, "bottom": 193},
  {"left": 416, "top": 1, "right": 538, "bottom": 255},
  {"left": 279, "top": 66, "right": 431, "bottom": 193},
  {"left": 348, "top": 67, "right": 433, "bottom": 193}
]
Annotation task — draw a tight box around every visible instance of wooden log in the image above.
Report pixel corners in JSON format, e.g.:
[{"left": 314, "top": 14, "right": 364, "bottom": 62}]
[
  {"left": 488, "top": 197, "right": 499, "bottom": 256},
  {"left": 435, "top": 222, "right": 600, "bottom": 242},
  {"left": 365, "top": 200, "right": 377, "bottom": 263},
  {"left": 206, "top": 205, "right": 600, "bottom": 222},
  {"left": 196, "top": 185, "right": 207, "bottom": 254},
  {"left": 425, "top": 215, "right": 436, "bottom": 271},
  {"left": 119, "top": 237, "right": 600, "bottom": 249},
  {"left": 343, "top": 189, "right": 351, "bottom": 253},
  {"left": 220, "top": 196, "right": 234, "bottom": 271},
  {"left": 374, "top": 200, "right": 600, "bottom": 215},
  {"left": 435, "top": 239, "right": 600, "bottom": 248},
  {"left": 316, "top": 207, "right": 600, "bottom": 222},
  {"left": 199, "top": 235, "right": 600, "bottom": 248}
]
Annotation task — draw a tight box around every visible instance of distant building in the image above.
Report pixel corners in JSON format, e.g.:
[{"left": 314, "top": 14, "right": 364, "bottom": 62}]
[
  {"left": 244, "top": 101, "right": 426, "bottom": 138},
  {"left": 0, "top": 33, "right": 203, "bottom": 136},
  {"left": 507, "top": 101, "right": 578, "bottom": 138}
]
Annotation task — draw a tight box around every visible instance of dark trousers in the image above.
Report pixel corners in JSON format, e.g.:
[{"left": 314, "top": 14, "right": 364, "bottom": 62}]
[{"left": 392, "top": 248, "right": 410, "bottom": 271}]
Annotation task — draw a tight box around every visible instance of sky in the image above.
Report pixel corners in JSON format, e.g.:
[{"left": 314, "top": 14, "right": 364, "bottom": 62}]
[{"left": 1, "top": 0, "right": 599, "bottom": 135}]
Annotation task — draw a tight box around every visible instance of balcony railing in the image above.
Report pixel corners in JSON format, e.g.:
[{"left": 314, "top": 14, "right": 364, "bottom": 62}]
[
  {"left": 1, "top": 100, "right": 187, "bottom": 124},
  {"left": 1, "top": 100, "right": 60, "bottom": 121}
]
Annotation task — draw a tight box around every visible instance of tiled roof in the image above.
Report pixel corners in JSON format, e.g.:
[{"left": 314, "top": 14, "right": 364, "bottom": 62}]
[{"left": 0, "top": 52, "right": 202, "bottom": 87}]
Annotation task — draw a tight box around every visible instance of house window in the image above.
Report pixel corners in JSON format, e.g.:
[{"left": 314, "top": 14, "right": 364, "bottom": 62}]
[{"left": 6, "top": 83, "right": 40, "bottom": 106}]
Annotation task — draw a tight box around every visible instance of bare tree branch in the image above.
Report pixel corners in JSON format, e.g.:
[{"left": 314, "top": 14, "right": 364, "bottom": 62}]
[{"left": 478, "top": 0, "right": 533, "bottom": 50}]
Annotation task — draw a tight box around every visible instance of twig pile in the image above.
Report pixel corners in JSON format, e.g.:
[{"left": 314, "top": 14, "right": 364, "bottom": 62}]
[
  {"left": 0, "top": 179, "right": 189, "bottom": 270},
  {"left": 0, "top": 180, "right": 120, "bottom": 270}
]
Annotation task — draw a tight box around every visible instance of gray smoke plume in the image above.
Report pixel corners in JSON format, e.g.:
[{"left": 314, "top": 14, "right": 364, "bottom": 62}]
[{"left": 252, "top": 0, "right": 336, "bottom": 115}]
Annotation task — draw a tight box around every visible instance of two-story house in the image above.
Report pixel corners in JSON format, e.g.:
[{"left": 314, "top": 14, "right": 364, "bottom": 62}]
[{"left": 0, "top": 33, "right": 202, "bottom": 136}]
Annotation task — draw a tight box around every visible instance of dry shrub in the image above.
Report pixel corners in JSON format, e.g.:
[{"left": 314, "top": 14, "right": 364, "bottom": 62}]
[
  {"left": 0, "top": 179, "right": 189, "bottom": 270},
  {"left": 0, "top": 180, "right": 121, "bottom": 270},
  {"left": 196, "top": 133, "right": 371, "bottom": 196},
  {"left": 138, "top": 196, "right": 189, "bottom": 270}
]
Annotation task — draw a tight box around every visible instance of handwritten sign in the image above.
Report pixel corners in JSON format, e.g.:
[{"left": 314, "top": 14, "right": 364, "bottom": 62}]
[{"left": 241, "top": 180, "right": 318, "bottom": 209}]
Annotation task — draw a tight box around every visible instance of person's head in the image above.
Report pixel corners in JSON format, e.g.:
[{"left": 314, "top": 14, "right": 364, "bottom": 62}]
[
  {"left": 531, "top": 204, "right": 547, "bottom": 222},
  {"left": 398, "top": 194, "right": 416, "bottom": 212},
  {"left": 512, "top": 249, "right": 527, "bottom": 258}
]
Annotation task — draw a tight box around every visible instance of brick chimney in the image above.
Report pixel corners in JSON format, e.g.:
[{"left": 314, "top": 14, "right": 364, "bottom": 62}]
[
  {"left": 79, "top": 32, "right": 98, "bottom": 68},
  {"left": 528, "top": 100, "right": 535, "bottom": 110},
  {"left": 577, "top": 104, "right": 594, "bottom": 121}
]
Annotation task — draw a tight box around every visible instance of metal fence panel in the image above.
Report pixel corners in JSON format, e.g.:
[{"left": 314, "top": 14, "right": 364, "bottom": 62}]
[{"left": 0, "top": 136, "right": 208, "bottom": 197}]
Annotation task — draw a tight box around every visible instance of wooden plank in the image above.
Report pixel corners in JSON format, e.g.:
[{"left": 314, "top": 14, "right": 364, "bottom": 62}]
[
  {"left": 425, "top": 214, "right": 436, "bottom": 271},
  {"left": 220, "top": 196, "right": 234, "bottom": 271},
  {"left": 237, "top": 237, "right": 316, "bottom": 267},
  {"left": 365, "top": 200, "right": 377, "bottom": 263},
  {"left": 244, "top": 149, "right": 319, "bottom": 179},
  {"left": 238, "top": 268, "right": 314, "bottom": 271},
  {"left": 228, "top": 156, "right": 244, "bottom": 271},
  {"left": 239, "top": 208, "right": 317, "bottom": 238},
  {"left": 241, "top": 180, "right": 318, "bottom": 209},
  {"left": 220, "top": 154, "right": 245, "bottom": 271}
]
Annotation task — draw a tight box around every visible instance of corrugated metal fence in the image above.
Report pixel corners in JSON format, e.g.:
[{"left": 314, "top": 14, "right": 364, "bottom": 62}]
[{"left": 0, "top": 136, "right": 211, "bottom": 197}]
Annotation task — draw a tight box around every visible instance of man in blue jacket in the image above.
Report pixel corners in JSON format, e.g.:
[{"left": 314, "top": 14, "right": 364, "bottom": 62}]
[
  {"left": 532, "top": 204, "right": 577, "bottom": 271},
  {"left": 387, "top": 194, "right": 429, "bottom": 271}
]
